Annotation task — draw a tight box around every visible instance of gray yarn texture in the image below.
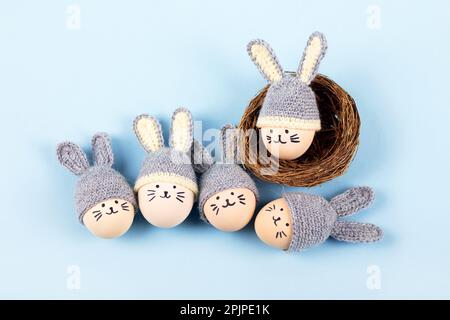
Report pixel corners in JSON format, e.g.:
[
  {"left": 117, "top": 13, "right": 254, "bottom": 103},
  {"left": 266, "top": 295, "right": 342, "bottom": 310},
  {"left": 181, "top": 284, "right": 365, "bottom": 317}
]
[
  {"left": 133, "top": 108, "right": 198, "bottom": 194},
  {"left": 297, "top": 31, "right": 328, "bottom": 84},
  {"left": 248, "top": 32, "right": 328, "bottom": 130},
  {"left": 195, "top": 125, "right": 259, "bottom": 222},
  {"left": 57, "top": 132, "right": 136, "bottom": 223},
  {"left": 75, "top": 166, "right": 136, "bottom": 222},
  {"left": 260, "top": 75, "right": 320, "bottom": 122},
  {"left": 284, "top": 186, "right": 383, "bottom": 252},
  {"left": 136, "top": 148, "right": 196, "bottom": 189}
]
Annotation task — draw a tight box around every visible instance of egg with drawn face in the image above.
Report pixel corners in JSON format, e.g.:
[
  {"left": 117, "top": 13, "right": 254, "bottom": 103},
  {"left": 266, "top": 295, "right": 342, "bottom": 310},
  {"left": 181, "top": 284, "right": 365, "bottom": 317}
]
[
  {"left": 203, "top": 188, "right": 256, "bottom": 232},
  {"left": 83, "top": 198, "right": 135, "bottom": 239},
  {"left": 138, "top": 182, "right": 194, "bottom": 228},
  {"left": 260, "top": 127, "right": 315, "bottom": 160},
  {"left": 254, "top": 198, "right": 293, "bottom": 250}
]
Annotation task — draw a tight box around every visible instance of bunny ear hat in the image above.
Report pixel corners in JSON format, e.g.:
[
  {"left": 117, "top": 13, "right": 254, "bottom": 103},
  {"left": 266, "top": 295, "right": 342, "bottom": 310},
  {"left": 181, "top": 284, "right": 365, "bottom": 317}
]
[
  {"left": 247, "top": 32, "right": 327, "bottom": 131},
  {"left": 284, "top": 187, "right": 383, "bottom": 251},
  {"left": 133, "top": 108, "right": 198, "bottom": 196},
  {"left": 196, "top": 125, "right": 259, "bottom": 222},
  {"left": 56, "top": 133, "right": 137, "bottom": 223}
]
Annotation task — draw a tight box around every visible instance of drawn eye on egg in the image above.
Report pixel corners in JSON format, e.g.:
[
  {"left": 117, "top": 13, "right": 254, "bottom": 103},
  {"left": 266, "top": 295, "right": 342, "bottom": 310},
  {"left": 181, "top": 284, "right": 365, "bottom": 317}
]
[
  {"left": 265, "top": 128, "right": 301, "bottom": 145},
  {"left": 209, "top": 191, "right": 248, "bottom": 215},
  {"left": 90, "top": 200, "right": 132, "bottom": 223},
  {"left": 146, "top": 184, "right": 185, "bottom": 203},
  {"left": 265, "top": 204, "right": 290, "bottom": 239}
]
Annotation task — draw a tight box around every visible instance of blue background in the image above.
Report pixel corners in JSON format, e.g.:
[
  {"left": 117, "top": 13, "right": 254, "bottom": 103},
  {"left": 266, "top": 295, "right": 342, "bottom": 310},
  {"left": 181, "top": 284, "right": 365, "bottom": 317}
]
[{"left": 1, "top": 0, "right": 449, "bottom": 299}]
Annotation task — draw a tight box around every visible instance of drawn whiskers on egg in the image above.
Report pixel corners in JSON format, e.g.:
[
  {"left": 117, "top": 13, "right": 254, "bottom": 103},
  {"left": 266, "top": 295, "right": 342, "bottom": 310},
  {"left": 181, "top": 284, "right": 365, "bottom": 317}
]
[
  {"left": 276, "top": 231, "right": 287, "bottom": 239},
  {"left": 147, "top": 189, "right": 156, "bottom": 202},
  {"left": 290, "top": 134, "right": 300, "bottom": 143},
  {"left": 92, "top": 210, "right": 102, "bottom": 221},
  {"left": 176, "top": 191, "right": 185, "bottom": 203},
  {"left": 121, "top": 202, "right": 130, "bottom": 211},
  {"left": 210, "top": 203, "right": 220, "bottom": 215},
  {"left": 237, "top": 194, "right": 246, "bottom": 205},
  {"left": 265, "top": 204, "right": 276, "bottom": 212},
  {"left": 266, "top": 135, "right": 272, "bottom": 144}
]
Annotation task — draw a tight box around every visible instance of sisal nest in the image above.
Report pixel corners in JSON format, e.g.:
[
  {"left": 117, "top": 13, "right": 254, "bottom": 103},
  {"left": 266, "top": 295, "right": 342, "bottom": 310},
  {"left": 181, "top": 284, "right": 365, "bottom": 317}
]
[{"left": 238, "top": 74, "right": 360, "bottom": 187}]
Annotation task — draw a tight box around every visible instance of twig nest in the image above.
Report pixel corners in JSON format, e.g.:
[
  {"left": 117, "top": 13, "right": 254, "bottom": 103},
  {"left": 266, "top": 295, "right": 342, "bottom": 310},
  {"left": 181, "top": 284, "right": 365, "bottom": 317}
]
[{"left": 238, "top": 74, "right": 360, "bottom": 187}]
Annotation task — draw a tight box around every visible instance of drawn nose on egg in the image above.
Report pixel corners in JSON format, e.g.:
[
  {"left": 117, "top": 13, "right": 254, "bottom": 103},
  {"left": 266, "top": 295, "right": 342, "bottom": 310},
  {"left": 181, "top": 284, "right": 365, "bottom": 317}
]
[
  {"left": 260, "top": 127, "right": 316, "bottom": 160},
  {"left": 272, "top": 216, "right": 281, "bottom": 226},
  {"left": 138, "top": 182, "right": 195, "bottom": 228},
  {"left": 105, "top": 206, "right": 118, "bottom": 215}
]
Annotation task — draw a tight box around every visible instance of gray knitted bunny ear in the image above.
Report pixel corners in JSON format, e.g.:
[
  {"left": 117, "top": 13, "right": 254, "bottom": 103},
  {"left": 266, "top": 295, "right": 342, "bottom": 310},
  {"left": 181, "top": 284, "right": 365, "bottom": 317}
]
[
  {"left": 91, "top": 132, "right": 113, "bottom": 167},
  {"left": 330, "top": 186, "right": 374, "bottom": 217},
  {"left": 56, "top": 142, "right": 90, "bottom": 176},
  {"left": 133, "top": 114, "right": 164, "bottom": 153},
  {"left": 221, "top": 124, "right": 239, "bottom": 164},
  {"left": 247, "top": 39, "right": 284, "bottom": 83},
  {"left": 297, "top": 32, "right": 327, "bottom": 85},
  {"left": 190, "top": 139, "right": 215, "bottom": 174},
  {"left": 331, "top": 221, "right": 383, "bottom": 243},
  {"left": 170, "top": 108, "right": 193, "bottom": 153}
]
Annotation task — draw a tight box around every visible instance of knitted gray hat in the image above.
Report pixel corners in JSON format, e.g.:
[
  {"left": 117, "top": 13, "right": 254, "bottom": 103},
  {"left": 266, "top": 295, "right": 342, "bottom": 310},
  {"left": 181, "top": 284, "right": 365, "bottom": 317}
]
[
  {"left": 194, "top": 125, "right": 259, "bottom": 222},
  {"left": 57, "top": 133, "right": 137, "bottom": 223},
  {"left": 247, "top": 32, "right": 327, "bottom": 131},
  {"left": 283, "top": 187, "right": 383, "bottom": 251},
  {"left": 133, "top": 108, "right": 198, "bottom": 196}
]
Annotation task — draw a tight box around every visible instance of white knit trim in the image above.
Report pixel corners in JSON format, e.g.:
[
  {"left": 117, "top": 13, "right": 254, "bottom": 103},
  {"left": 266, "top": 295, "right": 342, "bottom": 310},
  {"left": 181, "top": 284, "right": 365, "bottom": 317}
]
[
  {"left": 134, "top": 172, "right": 198, "bottom": 195},
  {"left": 170, "top": 108, "right": 193, "bottom": 153},
  {"left": 248, "top": 42, "right": 283, "bottom": 82},
  {"left": 299, "top": 36, "right": 323, "bottom": 84},
  {"left": 256, "top": 116, "right": 321, "bottom": 130},
  {"left": 134, "top": 115, "right": 164, "bottom": 152}
]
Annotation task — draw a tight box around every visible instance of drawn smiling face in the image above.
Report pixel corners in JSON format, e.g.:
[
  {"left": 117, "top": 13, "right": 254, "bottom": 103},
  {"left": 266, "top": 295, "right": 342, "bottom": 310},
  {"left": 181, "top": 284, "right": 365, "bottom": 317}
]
[
  {"left": 203, "top": 188, "right": 256, "bottom": 232},
  {"left": 260, "top": 127, "right": 316, "bottom": 160},
  {"left": 138, "top": 182, "right": 194, "bottom": 228},
  {"left": 82, "top": 198, "right": 135, "bottom": 239},
  {"left": 254, "top": 198, "right": 293, "bottom": 250}
]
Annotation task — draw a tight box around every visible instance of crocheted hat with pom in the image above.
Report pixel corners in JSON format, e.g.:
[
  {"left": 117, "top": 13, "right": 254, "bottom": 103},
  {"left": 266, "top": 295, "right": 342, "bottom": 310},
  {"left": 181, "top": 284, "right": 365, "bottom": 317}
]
[{"left": 247, "top": 32, "right": 327, "bottom": 131}]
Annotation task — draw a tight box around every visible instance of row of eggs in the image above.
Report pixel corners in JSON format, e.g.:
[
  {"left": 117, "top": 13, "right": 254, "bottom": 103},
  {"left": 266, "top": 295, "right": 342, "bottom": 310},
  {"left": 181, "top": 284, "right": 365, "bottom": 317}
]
[{"left": 84, "top": 182, "right": 293, "bottom": 251}]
